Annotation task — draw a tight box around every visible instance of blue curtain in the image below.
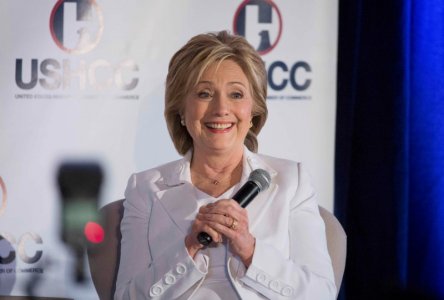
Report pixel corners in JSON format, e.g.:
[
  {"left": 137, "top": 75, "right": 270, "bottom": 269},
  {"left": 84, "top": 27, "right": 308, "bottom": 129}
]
[{"left": 335, "top": 0, "right": 444, "bottom": 299}]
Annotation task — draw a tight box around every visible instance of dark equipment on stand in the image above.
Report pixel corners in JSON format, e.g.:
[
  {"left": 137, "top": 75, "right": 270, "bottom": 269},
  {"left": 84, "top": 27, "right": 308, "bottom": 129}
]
[{"left": 57, "top": 162, "right": 104, "bottom": 283}]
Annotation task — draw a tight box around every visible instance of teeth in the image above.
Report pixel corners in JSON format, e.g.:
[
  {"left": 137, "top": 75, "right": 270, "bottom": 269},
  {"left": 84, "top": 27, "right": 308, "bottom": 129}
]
[{"left": 207, "top": 123, "right": 232, "bottom": 129}]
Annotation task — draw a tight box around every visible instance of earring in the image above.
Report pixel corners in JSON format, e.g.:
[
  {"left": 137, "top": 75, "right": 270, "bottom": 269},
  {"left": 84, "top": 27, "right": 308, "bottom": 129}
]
[
  {"left": 180, "top": 117, "right": 185, "bottom": 126},
  {"left": 249, "top": 120, "right": 253, "bottom": 128}
]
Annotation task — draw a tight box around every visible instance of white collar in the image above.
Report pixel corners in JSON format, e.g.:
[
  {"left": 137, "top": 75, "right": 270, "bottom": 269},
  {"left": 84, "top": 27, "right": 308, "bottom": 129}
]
[{"left": 163, "top": 146, "right": 277, "bottom": 187}]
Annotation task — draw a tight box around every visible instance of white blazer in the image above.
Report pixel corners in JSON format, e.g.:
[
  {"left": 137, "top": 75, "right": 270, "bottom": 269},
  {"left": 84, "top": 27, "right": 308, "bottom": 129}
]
[{"left": 115, "top": 148, "right": 336, "bottom": 299}]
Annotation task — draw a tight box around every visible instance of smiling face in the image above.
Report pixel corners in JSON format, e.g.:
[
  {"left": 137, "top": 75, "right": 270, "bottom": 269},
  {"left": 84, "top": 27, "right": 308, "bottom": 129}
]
[{"left": 183, "top": 59, "right": 253, "bottom": 157}]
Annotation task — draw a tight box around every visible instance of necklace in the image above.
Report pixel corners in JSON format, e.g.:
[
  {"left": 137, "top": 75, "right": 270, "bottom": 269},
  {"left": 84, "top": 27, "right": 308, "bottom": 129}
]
[
  {"left": 191, "top": 163, "right": 242, "bottom": 186},
  {"left": 192, "top": 170, "right": 231, "bottom": 185},
  {"left": 212, "top": 179, "right": 222, "bottom": 185}
]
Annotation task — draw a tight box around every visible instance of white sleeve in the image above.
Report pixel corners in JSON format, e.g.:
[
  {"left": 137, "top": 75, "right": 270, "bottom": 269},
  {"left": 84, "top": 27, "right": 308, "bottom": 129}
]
[
  {"left": 240, "top": 164, "right": 337, "bottom": 299},
  {"left": 114, "top": 174, "right": 208, "bottom": 299}
]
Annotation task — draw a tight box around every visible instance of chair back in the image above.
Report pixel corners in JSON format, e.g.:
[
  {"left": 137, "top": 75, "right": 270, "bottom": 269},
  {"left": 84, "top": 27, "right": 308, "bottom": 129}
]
[
  {"left": 318, "top": 206, "right": 347, "bottom": 295},
  {"left": 87, "top": 199, "right": 124, "bottom": 300}
]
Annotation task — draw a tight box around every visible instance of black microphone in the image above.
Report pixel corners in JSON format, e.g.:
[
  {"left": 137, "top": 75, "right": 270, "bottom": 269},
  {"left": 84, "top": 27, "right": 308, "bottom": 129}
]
[{"left": 197, "top": 169, "right": 271, "bottom": 246}]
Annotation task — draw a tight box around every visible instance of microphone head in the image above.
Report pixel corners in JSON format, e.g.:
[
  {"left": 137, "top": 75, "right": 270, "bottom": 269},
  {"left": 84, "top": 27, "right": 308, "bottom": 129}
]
[{"left": 249, "top": 169, "right": 271, "bottom": 192}]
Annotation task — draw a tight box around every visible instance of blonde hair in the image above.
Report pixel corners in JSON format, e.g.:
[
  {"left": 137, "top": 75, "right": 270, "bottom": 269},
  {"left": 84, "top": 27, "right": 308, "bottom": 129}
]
[{"left": 164, "top": 30, "right": 268, "bottom": 155}]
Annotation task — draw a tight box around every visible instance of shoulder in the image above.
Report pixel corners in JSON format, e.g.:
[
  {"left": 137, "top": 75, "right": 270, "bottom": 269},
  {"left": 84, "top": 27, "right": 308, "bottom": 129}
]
[
  {"left": 125, "top": 158, "right": 185, "bottom": 196},
  {"left": 134, "top": 158, "right": 183, "bottom": 182},
  {"left": 253, "top": 152, "right": 302, "bottom": 178},
  {"left": 252, "top": 152, "right": 314, "bottom": 201}
]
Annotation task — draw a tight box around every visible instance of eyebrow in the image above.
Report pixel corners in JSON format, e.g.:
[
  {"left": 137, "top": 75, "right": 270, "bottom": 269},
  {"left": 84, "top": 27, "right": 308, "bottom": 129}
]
[{"left": 196, "top": 80, "right": 247, "bottom": 87}]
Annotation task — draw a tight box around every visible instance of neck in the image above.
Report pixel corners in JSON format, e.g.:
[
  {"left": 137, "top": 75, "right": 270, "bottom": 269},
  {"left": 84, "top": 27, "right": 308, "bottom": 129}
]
[
  {"left": 190, "top": 147, "right": 244, "bottom": 195},
  {"left": 190, "top": 147, "right": 243, "bottom": 177}
]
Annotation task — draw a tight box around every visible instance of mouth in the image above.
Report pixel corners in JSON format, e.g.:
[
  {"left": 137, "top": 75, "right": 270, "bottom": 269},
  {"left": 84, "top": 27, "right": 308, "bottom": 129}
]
[{"left": 205, "top": 122, "right": 234, "bottom": 131}]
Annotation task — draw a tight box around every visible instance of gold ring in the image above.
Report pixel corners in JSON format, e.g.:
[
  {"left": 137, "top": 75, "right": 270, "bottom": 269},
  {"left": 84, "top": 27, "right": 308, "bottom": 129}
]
[{"left": 230, "top": 218, "right": 238, "bottom": 230}]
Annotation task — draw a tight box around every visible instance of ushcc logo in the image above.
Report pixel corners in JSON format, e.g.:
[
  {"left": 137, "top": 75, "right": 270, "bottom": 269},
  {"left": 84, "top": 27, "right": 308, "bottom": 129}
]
[
  {"left": 233, "top": 0, "right": 312, "bottom": 93},
  {"left": 233, "top": 0, "right": 282, "bottom": 55},
  {"left": 50, "top": 0, "right": 104, "bottom": 55},
  {"left": 0, "top": 177, "right": 44, "bottom": 265}
]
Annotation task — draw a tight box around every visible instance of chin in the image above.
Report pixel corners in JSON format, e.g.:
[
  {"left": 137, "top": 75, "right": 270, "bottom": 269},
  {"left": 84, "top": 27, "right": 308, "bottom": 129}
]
[{"left": 208, "top": 143, "right": 243, "bottom": 154}]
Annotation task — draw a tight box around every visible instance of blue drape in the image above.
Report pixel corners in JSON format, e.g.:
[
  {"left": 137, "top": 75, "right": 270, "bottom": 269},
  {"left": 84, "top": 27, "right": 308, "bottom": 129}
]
[
  {"left": 408, "top": 1, "right": 444, "bottom": 296},
  {"left": 335, "top": 0, "right": 444, "bottom": 299}
]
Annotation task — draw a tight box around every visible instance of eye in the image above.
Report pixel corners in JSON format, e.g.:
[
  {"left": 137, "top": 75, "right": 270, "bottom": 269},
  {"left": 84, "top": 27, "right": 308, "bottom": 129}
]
[
  {"left": 197, "top": 90, "right": 212, "bottom": 99},
  {"left": 230, "top": 92, "right": 244, "bottom": 99}
]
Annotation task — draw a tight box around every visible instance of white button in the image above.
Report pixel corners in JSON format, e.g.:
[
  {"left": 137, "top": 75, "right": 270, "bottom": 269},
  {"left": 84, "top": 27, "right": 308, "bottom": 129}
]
[
  {"left": 164, "top": 274, "right": 176, "bottom": 285},
  {"left": 150, "top": 284, "right": 163, "bottom": 296},
  {"left": 256, "top": 272, "right": 267, "bottom": 284},
  {"left": 269, "top": 280, "right": 280, "bottom": 291},
  {"left": 175, "top": 263, "right": 187, "bottom": 275},
  {"left": 281, "top": 286, "right": 293, "bottom": 297}
]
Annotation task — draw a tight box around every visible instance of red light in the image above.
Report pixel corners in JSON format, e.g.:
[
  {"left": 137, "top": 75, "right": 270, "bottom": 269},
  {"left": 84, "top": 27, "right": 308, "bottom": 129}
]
[{"left": 84, "top": 221, "right": 104, "bottom": 244}]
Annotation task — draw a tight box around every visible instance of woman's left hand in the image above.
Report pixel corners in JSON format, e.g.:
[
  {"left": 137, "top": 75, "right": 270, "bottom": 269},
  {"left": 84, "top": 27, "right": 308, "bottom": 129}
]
[{"left": 197, "top": 199, "right": 255, "bottom": 267}]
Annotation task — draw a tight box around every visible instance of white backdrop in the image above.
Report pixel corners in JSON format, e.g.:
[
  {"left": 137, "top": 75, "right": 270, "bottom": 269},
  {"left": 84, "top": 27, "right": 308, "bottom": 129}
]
[{"left": 0, "top": 0, "right": 338, "bottom": 298}]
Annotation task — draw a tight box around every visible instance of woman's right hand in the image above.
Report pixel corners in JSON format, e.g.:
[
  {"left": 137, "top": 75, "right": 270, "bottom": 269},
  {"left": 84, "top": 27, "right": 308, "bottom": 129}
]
[{"left": 185, "top": 205, "right": 223, "bottom": 258}]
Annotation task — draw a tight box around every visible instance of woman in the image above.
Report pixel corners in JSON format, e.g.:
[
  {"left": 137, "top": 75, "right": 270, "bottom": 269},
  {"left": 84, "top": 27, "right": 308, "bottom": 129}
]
[{"left": 115, "top": 31, "right": 336, "bottom": 299}]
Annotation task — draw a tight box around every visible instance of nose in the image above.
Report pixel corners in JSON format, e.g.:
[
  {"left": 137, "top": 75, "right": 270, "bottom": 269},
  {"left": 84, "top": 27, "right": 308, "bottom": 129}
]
[{"left": 211, "top": 93, "right": 230, "bottom": 116}]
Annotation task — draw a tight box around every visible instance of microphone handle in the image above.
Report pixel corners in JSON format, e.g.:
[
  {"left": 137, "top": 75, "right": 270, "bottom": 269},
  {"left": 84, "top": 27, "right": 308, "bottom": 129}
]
[
  {"left": 233, "top": 181, "right": 260, "bottom": 207},
  {"left": 197, "top": 181, "right": 261, "bottom": 246}
]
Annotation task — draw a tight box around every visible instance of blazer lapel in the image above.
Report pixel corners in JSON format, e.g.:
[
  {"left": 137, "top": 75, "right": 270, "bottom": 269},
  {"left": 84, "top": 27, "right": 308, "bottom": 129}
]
[
  {"left": 153, "top": 152, "right": 197, "bottom": 235},
  {"left": 228, "top": 150, "right": 280, "bottom": 285},
  {"left": 242, "top": 149, "right": 279, "bottom": 232},
  {"left": 155, "top": 183, "right": 197, "bottom": 235}
]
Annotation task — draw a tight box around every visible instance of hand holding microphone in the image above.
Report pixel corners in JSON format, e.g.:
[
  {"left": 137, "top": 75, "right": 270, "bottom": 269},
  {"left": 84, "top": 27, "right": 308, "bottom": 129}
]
[{"left": 197, "top": 169, "right": 271, "bottom": 246}]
